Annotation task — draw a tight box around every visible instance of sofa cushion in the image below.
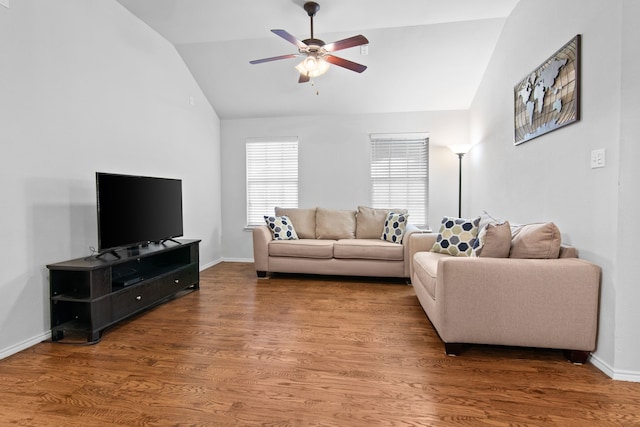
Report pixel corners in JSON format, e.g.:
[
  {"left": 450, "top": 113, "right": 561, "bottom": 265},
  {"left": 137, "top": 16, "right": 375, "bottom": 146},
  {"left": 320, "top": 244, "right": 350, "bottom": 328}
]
[
  {"left": 334, "top": 239, "right": 404, "bottom": 261},
  {"left": 381, "top": 212, "right": 410, "bottom": 244},
  {"left": 315, "top": 207, "right": 356, "bottom": 240},
  {"left": 355, "top": 206, "right": 408, "bottom": 239},
  {"left": 413, "top": 252, "right": 448, "bottom": 299},
  {"left": 268, "top": 239, "right": 334, "bottom": 259},
  {"left": 472, "top": 221, "right": 511, "bottom": 258},
  {"left": 264, "top": 215, "right": 298, "bottom": 240},
  {"left": 275, "top": 207, "right": 316, "bottom": 239},
  {"left": 510, "top": 222, "right": 561, "bottom": 259},
  {"left": 431, "top": 216, "right": 480, "bottom": 257}
]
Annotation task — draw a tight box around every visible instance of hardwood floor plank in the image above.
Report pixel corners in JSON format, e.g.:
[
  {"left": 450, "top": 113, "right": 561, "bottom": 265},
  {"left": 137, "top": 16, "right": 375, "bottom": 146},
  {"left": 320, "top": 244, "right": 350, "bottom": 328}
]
[{"left": 0, "top": 262, "right": 639, "bottom": 426}]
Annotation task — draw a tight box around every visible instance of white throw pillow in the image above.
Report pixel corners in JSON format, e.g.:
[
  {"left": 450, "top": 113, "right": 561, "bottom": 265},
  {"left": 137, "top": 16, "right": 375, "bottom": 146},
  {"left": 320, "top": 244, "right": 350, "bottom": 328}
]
[{"left": 264, "top": 215, "right": 299, "bottom": 240}]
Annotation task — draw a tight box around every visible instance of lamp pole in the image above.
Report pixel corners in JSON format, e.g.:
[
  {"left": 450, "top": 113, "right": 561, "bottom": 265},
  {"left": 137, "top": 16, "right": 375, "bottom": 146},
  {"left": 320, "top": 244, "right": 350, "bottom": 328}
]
[
  {"left": 457, "top": 153, "right": 464, "bottom": 218},
  {"left": 449, "top": 145, "right": 471, "bottom": 218}
]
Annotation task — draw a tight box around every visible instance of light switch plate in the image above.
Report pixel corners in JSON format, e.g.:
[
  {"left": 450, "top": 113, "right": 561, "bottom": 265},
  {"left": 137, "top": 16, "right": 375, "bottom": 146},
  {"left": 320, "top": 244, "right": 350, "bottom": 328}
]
[
  {"left": 0, "top": 0, "right": 9, "bottom": 9},
  {"left": 591, "top": 149, "right": 605, "bottom": 169}
]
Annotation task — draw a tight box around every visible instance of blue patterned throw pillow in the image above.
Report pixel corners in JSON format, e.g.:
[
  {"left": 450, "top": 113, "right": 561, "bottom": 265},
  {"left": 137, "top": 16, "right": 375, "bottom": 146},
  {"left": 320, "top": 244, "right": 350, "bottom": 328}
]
[
  {"left": 381, "top": 212, "right": 409, "bottom": 244},
  {"left": 264, "top": 215, "right": 299, "bottom": 240},
  {"left": 431, "top": 216, "right": 480, "bottom": 256}
]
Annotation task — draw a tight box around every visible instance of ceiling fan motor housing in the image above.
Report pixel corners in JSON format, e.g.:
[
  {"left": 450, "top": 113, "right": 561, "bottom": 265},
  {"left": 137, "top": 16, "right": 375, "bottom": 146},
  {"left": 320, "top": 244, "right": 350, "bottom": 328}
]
[{"left": 302, "top": 38, "right": 325, "bottom": 49}]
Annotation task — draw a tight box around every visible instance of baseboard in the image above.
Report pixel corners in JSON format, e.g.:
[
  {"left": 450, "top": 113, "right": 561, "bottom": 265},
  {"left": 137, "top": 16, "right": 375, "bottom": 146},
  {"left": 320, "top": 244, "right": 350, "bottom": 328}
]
[
  {"left": 0, "top": 331, "right": 51, "bottom": 360},
  {"left": 221, "top": 257, "right": 254, "bottom": 263},
  {"left": 200, "top": 257, "right": 253, "bottom": 270},
  {"left": 590, "top": 354, "right": 640, "bottom": 382},
  {"left": 200, "top": 257, "right": 223, "bottom": 271}
]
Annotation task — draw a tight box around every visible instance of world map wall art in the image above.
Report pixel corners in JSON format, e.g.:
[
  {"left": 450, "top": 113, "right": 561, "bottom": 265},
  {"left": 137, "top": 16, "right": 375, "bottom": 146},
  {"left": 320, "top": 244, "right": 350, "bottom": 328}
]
[{"left": 514, "top": 35, "right": 581, "bottom": 145}]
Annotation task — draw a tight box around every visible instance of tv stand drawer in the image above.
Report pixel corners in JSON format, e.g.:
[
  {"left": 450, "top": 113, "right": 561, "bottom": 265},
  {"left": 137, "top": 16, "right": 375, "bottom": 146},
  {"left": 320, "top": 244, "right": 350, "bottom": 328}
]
[{"left": 111, "top": 263, "right": 198, "bottom": 320}]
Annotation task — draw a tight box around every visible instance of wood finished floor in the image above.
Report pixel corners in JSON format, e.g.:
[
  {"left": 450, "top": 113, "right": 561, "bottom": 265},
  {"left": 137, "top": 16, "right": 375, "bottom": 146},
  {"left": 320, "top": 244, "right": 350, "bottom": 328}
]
[{"left": 1, "top": 262, "right": 640, "bottom": 426}]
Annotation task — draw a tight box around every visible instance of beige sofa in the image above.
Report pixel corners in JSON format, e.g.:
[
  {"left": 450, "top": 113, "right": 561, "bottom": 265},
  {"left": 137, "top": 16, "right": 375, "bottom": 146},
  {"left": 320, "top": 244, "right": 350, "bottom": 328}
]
[
  {"left": 253, "top": 206, "right": 419, "bottom": 278},
  {"left": 409, "top": 222, "right": 601, "bottom": 363}
]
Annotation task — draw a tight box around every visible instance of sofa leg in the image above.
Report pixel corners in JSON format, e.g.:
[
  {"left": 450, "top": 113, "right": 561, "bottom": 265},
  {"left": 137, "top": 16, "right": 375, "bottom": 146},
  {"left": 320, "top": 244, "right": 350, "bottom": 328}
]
[
  {"left": 564, "top": 350, "right": 590, "bottom": 364},
  {"left": 256, "top": 271, "right": 267, "bottom": 278},
  {"left": 445, "top": 343, "right": 467, "bottom": 356}
]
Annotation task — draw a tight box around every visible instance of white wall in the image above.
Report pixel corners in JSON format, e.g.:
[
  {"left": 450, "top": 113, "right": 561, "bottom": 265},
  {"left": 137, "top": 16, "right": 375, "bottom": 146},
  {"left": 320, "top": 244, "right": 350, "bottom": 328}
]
[
  {"left": 220, "top": 111, "right": 469, "bottom": 260},
  {"left": 615, "top": 0, "right": 640, "bottom": 378},
  {"left": 467, "top": 0, "right": 640, "bottom": 380},
  {"left": 0, "top": 1, "right": 222, "bottom": 358}
]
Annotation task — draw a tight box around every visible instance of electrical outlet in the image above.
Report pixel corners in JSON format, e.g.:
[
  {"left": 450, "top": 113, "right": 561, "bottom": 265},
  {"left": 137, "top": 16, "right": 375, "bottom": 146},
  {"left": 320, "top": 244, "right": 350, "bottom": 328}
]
[
  {"left": 360, "top": 45, "right": 369, "bottom": 55},
  {"left": 590, "top": 149, "right": 605, "bottom": 169},
  {"left": 0, "top": 0, "right": 9, "bottom": 9}
]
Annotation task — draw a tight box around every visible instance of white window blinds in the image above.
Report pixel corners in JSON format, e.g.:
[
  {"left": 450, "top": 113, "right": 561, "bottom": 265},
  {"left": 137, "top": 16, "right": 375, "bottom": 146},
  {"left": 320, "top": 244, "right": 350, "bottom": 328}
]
[
  {"left": 246, "top": 137, "right": 299, "bottom": 226},
  {"left": 370, "top": 133, "right": 429, "bottom": 227}
]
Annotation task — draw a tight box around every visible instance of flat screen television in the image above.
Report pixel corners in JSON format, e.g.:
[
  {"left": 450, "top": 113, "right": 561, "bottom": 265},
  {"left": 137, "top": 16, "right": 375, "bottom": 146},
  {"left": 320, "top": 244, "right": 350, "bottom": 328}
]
[{"left": 96, "top": 172, "right": 183, "bottom": 253}]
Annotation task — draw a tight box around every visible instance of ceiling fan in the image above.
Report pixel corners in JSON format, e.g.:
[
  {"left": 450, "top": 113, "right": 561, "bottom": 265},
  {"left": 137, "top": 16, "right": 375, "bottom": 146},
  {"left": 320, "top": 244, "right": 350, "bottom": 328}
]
[{"left": 249, "top": 1, "right": 369, "bottom": 83}]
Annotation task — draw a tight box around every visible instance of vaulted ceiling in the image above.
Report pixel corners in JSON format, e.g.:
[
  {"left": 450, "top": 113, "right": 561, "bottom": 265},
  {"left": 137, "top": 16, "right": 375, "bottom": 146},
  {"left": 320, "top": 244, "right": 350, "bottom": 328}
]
[{"left": 116, "top": 0, "right": 520, "bottom": 119}]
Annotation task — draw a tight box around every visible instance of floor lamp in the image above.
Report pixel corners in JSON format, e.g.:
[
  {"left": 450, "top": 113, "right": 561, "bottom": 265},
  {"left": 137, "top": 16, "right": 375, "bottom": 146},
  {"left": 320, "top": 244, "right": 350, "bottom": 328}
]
[{"left": 450, "top": 145, "right": 471, "bottom": 218}]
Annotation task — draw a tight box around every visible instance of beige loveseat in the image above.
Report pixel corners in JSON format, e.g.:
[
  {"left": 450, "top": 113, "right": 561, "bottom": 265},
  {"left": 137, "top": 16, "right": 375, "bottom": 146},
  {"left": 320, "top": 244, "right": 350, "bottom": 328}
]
[
  {"left": 409, "top": 220, "right": 601, "bottom": 363},
  {"left": 253, "top": 206, "right": 419, "bottom": 278}
]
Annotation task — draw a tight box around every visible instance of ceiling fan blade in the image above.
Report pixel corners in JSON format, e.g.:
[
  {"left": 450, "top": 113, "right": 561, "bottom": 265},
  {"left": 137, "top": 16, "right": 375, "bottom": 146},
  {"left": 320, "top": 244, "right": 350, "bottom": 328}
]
[
  {"left": 271, "top": 29, "right": 307, "bottom": 48},
  {"left": 325, "top": 55, "right": 367, "bottom": 73},
  {"left": 324, "top": 35, "right": 369, "bottom": 52},
  {"left": 250, "top": 54, "right": 300, "bottom": 65},
  {"left": 298, "top": 73, "right": 311, "bottom": 84}
]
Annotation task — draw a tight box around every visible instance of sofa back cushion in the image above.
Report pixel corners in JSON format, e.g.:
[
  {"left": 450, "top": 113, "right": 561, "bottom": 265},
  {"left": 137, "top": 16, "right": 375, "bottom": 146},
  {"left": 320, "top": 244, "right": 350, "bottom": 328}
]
[
  {"left": 315, "top": 208, "right": 357, "bottom": 239},
  {"left": 472, "top": 221, "right": 511, "bottom": 258},
  {"left": 510, "top": 222, "right": 561, "bottom": 259},
  {"left": 275, "top": 207, "right": 317, "bottom": 239},
  {"left": 559, "top": 245, "right": 578, "bottom": 258},
  {"left": 355, "top": 206, "right": 408, "bottom": 239}
]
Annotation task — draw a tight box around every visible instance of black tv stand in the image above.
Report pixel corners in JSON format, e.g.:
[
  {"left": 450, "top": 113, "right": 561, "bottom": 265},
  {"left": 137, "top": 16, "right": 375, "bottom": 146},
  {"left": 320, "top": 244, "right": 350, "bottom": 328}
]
[{"left": 47, "top": 239, "right": 200, "bottom": 343}]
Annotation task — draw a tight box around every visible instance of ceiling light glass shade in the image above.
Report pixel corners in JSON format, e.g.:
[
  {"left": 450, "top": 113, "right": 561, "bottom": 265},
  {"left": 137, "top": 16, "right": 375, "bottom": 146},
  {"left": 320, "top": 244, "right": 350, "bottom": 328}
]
[{"left": 295, "top": 55, "right": 330, "bottom": 77}]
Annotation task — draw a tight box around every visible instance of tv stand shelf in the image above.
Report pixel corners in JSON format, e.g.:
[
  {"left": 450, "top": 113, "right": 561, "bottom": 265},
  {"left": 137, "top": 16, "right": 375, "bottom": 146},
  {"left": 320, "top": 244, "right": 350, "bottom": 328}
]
[{"left": 47, "top": 239, "right": 200, "bottom": 343}]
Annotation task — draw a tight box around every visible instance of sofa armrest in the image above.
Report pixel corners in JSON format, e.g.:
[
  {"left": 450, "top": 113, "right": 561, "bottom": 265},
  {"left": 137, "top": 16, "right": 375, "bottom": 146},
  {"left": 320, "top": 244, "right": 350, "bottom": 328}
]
[
  {"left": 401, "top": 224, "right": 421, "bottom": 277},
  {"left": 435, "top": 257, "right": 601, "bottom": 350},
  {"left": 252, "top": 225, "right": 273, "bottom": 273},
  {"left": 408, "top": 232, "right": 437, "bottom": 278}
]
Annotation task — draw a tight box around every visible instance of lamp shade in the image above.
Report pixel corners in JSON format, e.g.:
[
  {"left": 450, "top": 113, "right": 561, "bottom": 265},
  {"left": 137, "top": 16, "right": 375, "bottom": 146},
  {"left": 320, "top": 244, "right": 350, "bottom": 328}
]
[{"left": 449, "top": 144, "right": 472, "bottom": 155}]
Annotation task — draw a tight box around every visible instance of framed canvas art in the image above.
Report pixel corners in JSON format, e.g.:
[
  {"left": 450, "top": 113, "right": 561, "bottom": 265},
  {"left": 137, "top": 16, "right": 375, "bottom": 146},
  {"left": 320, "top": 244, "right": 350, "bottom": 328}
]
[{"left": 514, "top": 35, "right": 581, "bottom": 145}]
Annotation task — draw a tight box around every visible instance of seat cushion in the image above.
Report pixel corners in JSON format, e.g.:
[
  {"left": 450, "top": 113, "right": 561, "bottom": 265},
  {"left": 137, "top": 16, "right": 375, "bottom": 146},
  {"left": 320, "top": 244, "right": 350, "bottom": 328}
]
[
  {"left": 334, "top": 239, "right": 404, "bottom": 261},
  {"left": 413, "top": 252, "right": 449, "bottom": 299},
  {"left": 268, "top": 239, "right": 335, "bottom": 259}
]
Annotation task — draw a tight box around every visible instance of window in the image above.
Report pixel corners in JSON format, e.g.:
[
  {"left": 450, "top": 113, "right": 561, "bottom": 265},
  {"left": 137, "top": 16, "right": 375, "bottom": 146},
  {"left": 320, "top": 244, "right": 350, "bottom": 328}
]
[
  {"left": 370, "top": 133, "right": 429, "bottom": 227},
  {"left": 246, "top": 137, "right": 299, "bottom": 226}
]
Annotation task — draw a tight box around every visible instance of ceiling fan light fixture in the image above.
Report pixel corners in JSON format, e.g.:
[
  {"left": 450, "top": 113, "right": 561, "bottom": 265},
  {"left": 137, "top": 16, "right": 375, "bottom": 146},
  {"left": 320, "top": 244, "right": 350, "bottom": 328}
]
[
  {"left": 249, "top": 2, "right": 368, "bottom": 83},
  {"left": 295, "top": 55, "right": 329, "bottom": 77}
]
